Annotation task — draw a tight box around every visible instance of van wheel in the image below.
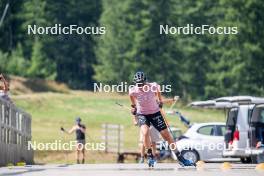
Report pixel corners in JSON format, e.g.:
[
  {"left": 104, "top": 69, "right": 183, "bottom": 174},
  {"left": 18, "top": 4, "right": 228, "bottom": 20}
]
[
  {"left": 181, "top": 149, "right": 200, "bottom": 163},
  {"left": 240, "top": 157, "right": 251, "bottom": 163}
]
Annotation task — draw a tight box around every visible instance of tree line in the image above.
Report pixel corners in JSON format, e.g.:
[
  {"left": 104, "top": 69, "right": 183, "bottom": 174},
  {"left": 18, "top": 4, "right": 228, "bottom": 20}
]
[{"left": 0, "top": 0, "right": 263, "bottom": 100}]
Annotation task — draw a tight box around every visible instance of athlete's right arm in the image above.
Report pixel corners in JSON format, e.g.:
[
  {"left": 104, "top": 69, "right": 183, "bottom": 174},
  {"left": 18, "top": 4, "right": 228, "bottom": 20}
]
[
  {"left": 130, "top": 95, "right": 136, "bottom": 107},
  {"left": 129, "top": 96, "right": 138, "bottom": 125},
  {"left": 66, "top": 126, "right": 77, "bottom": 134},
  {"left": 77, "top": 125, "right": 86, "bottom": 133},
  {"left": 130, "top": 96, "right": 137, "bottom": 114}
]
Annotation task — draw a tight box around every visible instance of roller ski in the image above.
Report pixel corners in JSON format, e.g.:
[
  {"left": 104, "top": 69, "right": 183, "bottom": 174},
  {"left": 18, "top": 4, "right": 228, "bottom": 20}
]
[{"left": 176, "top": 152, "right": 196, "bottom": 167}]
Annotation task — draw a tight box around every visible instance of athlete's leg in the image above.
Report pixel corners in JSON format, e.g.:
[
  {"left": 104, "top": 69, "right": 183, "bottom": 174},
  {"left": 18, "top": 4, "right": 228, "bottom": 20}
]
[
  {"left": 140, "top": 140, "right": 145, "bottom": 158},
  {"left": 150, "top": 111, "right": 195, "bottom": 166},
  {"left": 139, "top": 143, "right": 145, "bottom": 163},
  {"left": 149, "top": 125, "right": 160, "bottom": 157},
  {"left": 141, "top": 124, "right": 151, "bottom": 149},
  {"left": 139, "top": 129, "right": 145, "bottom": 157},
  {"left": 76, "top": 143, "right": 83, "bottom": 164},
  {"left": 160, "top": 129, "right": 175, "bottom": 149},
  {"left": 138, "top": 114, "right": 154, "bottom": 166},
  {"left": 151, "top": 142, "right": 157, "bottom": 157},
  {"left": 148, "top": 112, "right": 176, "bottom": 150},
  {"left": 81, "top": 148, "right": 85, "bottom": 164},
  {"left": 141, "top": 144, "right": 145, "bottom": 157},
  {"left": 138, "top": 130, "right": 145, "bottom": 163},
  {"left": 76, "top": 149, "right": 80, "bottom": 164},
  {"left": 137, "top": 114, "right": 151, "bottom": 149}
]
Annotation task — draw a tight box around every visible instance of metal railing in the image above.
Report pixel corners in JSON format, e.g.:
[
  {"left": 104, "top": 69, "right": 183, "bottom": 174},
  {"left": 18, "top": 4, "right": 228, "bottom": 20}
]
[
  {"left": 0, "top": 97, "right": 33, "bottom": 166},
  {"left": 102, "top": 123, "right": 123, "bottom": 154}
]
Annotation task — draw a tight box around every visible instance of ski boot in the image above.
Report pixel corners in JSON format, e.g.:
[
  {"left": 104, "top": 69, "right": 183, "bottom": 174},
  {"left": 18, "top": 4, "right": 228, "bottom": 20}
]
[
  {"left": 147, "top": 156, "right": 156, "bottom": 168},
  {"left": 146, "top": 149, "right": 156, "bottom": 168}
]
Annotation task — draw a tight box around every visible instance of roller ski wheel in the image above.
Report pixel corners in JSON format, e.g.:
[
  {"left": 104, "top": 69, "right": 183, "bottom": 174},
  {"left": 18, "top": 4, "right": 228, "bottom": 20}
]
[{"left": 178, "top": 160, "right": 196, "bottom": 167}]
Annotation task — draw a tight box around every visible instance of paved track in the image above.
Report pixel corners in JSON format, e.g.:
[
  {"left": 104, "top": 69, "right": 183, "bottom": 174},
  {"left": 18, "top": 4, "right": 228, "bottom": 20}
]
[{"left": 0, "top": 163, "right": 263, "bottom": 176}]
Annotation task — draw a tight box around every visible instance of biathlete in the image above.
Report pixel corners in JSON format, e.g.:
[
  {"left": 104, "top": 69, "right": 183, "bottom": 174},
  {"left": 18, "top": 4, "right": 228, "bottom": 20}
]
[
  {"left": 129, "top": 71, "right": 195, "bottom": 167},
  {"left": 129, "top": 101, "right": 160, "bottom": 164},
  {"left": 137, "top": 98, "right": 177, "bottom": 164},
  {"left": 61, "top": 117, "right": 86, "bottom": 164}
]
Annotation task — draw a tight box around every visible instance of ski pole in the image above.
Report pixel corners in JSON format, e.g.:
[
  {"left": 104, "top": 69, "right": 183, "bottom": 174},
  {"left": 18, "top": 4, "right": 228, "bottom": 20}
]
[
  {"left": 60, "top": 127, "right": 69, "bottom": 164},
  {"left": 159, "top": 108, "right": 178, "bottom": 160},
  {"left": 115, "top": 102, "right": 131, "bottom": 111},
  {"left": 169, "top": 96, "right": 179, "bottom": 111},
  {"left": 115, "top": 102, "right": 138, "bottom": 125}
]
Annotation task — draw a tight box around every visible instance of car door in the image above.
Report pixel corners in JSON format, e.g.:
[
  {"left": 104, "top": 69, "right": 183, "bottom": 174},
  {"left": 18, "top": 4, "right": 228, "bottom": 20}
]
[
  {"left": 213, "top": 125, "right": 225, "bottom": 157},
  {"left": 195, "top": 125, "right": 224, "bottom": 159}
]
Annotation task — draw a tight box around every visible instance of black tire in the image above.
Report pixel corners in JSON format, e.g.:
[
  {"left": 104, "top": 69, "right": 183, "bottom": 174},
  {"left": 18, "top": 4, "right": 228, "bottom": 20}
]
[
  {"left": 117, "top": 154, "right": 124, "bottom": 163},
  {"left": 240, "top": 157, "right": 252, "bottom": 164},
  {"left": 181, "top": 149, "right": 200, "bottom": 163},
  {"left": 251, "top": 155, "right": 258, "bottom": 164}
]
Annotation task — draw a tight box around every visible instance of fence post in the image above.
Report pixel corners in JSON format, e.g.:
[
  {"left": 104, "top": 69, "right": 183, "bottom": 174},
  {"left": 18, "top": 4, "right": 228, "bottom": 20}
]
[
  {"left": 117, "top": 124, "right": 120, "bottom": 154},
  {"left": 105, "top": 123, "right": 108, "bottom": 153},
  {"left": 0, "top": 102, "right": 2, "bottom": 142}
]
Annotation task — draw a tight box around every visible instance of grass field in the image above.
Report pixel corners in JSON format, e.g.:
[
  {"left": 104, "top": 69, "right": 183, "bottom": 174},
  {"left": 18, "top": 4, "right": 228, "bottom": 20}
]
[{"left": 12, "top": 91, "right": 226, "bottom": 163}]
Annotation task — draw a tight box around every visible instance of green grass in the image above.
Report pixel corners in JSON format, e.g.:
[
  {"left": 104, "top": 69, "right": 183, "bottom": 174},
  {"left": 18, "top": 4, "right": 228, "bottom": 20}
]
[
  {"left": 12, "top": 91, "right": 226, "bottom": 163},
  {"left": 13, "top": 91, "right": 225, "bottom": 147}
]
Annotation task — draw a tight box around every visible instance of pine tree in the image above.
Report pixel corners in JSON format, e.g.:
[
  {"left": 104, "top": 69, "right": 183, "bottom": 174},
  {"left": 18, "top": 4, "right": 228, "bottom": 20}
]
[
  {"left": 27, "top": 38, "right": 56, "bottom": 79},
  {"left": 205, "top": 0, "right": 264, "bottom": 98},
  {"left": 6, "top": 44, "right": 29, "bottom": 76}
]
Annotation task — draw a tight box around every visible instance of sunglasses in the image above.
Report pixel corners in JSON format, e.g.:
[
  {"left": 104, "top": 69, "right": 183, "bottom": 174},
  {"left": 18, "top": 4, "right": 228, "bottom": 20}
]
[{"left": 136, "top": 83, "right": 145, "bottom": 87}]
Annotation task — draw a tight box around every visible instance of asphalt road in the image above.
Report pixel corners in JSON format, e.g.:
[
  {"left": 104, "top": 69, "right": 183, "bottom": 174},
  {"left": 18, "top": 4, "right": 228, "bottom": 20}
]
[{"left": 0, "top": 163, "right": 263, "bottom": 176}]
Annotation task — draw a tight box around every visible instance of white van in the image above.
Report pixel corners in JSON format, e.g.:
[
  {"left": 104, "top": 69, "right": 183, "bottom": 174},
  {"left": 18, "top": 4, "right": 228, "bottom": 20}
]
[{"left": 190, "top": 96, "right": 264, "bottom": 163}]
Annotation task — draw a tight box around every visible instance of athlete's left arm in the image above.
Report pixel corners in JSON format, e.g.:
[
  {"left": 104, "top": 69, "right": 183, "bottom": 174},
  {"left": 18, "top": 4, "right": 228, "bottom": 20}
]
[
  {"left": 156, "top": 87, "right": 163, "bottom": 103},
  {"left": 162, "top": 96, "right": 179, "bottom": 104}
]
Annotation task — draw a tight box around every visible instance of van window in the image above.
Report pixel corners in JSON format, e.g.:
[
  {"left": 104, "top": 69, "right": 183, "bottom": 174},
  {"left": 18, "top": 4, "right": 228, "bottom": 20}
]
[
  {"left": 248, "top": 109, "right": 253, "bottom": 124},
  {"left": 251, "top": 106, "right": 264, "bottom": 124},
  {"left": 260, "top": 110, "right": 264, "bottom": 123},
  {"left": 197, "top": 125, "right": 215, "bottom": 136},
  {"left": 226, "top": 108, "right": 238, "bottom": 127}
]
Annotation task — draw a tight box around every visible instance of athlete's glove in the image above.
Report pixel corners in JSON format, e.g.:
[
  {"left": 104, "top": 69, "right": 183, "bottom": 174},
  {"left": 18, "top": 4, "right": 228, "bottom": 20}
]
[
  {"left": 60, "top": 127, "right": 65, "bottom": 131},
  {"left": 158, "top": 102, "right": 163, "bottom": 108},
  {"left": 131, "top": 104, "right": 137, "bottom": 115}
]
